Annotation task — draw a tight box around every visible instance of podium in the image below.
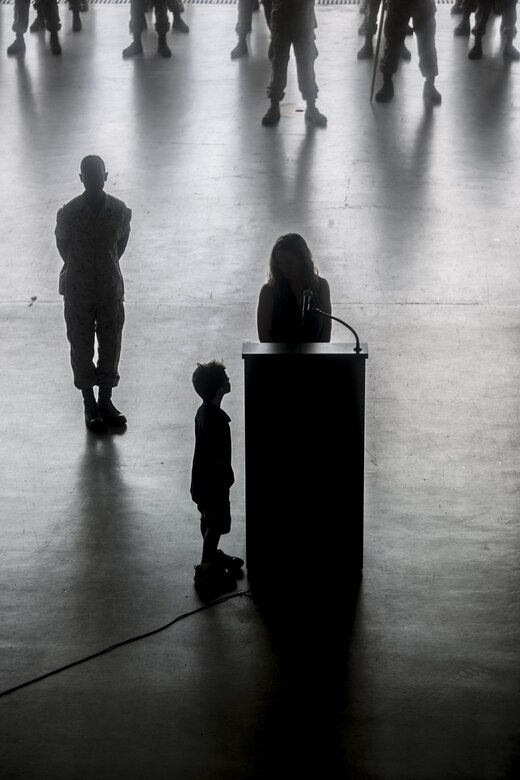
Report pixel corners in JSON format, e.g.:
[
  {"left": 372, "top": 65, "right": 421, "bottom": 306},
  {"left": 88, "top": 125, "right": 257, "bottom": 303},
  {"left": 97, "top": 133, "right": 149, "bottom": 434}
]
[{"left": 242, "top": 342, "right": 368, "bottom": 592}]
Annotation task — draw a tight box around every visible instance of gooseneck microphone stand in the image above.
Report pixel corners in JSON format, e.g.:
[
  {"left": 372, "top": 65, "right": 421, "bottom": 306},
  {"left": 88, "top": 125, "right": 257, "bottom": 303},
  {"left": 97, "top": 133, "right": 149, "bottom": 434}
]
[{"left": 311, "top": 307, "right": 362, "bottom": 354}]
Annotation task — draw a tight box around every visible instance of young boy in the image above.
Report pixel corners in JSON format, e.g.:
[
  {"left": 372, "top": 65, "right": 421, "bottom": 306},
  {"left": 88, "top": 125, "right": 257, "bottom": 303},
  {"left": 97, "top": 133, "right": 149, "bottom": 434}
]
[
  {"left": 55, "top": 156, "right": 132, "bottom": 432},
  {"left": 190, "top": 361, "right": 244, "bottom": 591}
]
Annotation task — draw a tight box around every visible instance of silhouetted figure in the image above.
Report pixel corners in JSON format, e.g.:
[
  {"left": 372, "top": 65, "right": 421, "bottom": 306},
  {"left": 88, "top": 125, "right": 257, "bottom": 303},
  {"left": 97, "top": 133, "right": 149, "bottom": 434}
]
[
  {"left": 262, "top": 0, "right": 327, "bottom": 127},
  {"left": 55, "top": 156, "right": 132, "bottom": 433},
  {"left": 7, "top": 0, "right": 61, "bottom": 55},
  {"left": 357, "top": 0, "right": 411, "bottom": 61},
  {"left": 257, "top": 233, "right": 332, "bottom": 343},
  {"left": 191, "top": 361, "right": 243, "bottom": 594},
  {"left": 123, "top": 0, "right": 182, "bottom": 58},
  {"left": 376, "top": 0, "right": 441, "bottom": 105},
  {"left": 231, "top": 0, "right": 272, "bottom": 59},
  {"left": 468, "top": 0, "right": 519, "bottom": 60}
]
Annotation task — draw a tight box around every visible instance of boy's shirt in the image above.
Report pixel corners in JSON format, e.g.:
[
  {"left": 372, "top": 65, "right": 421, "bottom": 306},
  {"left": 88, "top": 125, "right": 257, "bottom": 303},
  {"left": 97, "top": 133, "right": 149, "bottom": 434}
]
[
  {"left": 55, "top": 193, "right": 132, "bottom": 301},
  {"left": 190, "top": 402, "right": 235, "bottom": 508}
]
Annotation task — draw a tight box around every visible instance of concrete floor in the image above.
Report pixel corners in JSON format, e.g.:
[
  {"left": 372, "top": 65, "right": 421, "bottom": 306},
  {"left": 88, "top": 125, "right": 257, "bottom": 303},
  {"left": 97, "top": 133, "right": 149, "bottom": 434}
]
[{"left": 1, "top": 2, "right": 520, "bottom": 778}]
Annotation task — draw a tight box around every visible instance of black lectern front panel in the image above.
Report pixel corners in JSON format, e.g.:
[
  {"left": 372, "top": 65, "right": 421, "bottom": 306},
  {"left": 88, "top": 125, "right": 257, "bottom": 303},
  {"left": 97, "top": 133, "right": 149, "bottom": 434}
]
[{"left": 242, "top": 343, "right": 368, "bottom": 587}]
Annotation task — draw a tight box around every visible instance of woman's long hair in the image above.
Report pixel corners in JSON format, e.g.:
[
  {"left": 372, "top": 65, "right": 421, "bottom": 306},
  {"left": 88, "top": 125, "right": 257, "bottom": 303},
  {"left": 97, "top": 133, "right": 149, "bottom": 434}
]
[{"left": 267, "top": 233, "right": 320, "bottom": 291}]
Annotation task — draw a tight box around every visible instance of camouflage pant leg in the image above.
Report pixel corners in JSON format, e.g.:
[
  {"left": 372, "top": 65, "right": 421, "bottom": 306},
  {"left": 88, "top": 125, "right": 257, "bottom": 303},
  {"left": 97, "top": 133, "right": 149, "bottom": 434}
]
[
  {"left": 12, "top": 0, "right": 31, "bottom": 34},
  {"left": 501, "top": 0, "right": 517, "bottom": 36},
  {"left": 154, "top": 0, "right": 170, "bottom": 34},
  {"left": 40, "top": 0, "right": 61, "bottom": 32},
  {"left": 263, "top": 0, "right": 272, "bottom": 30},
  {"left": 293, "top": 34, "right": 319, "bottom": 102},
  {"left": 472, "top": 0, "right": 493, "bottom": 35},
  {"left": 236, "top": 0, "right": 255, "bottom": 36},
  {"left": 267, "top": 33, "right": 292, "bottom": 101},
  {"left": 95, "top": 298, "right": 125, "bottom": 389},
  {"left": 365, "top": 0, "right": 382, "bottom": 38},
  {"left": 64, "top": 298, "right": 97, "bottom": 390},
  {"left": 412, "top": 1, "right": 438, "bottom": 78},
  {"left": 380, "top": 2, "right": 412, "bottom": 76},
  {"left": 129, "top": 0, "right": 147, "bottom": 35}
]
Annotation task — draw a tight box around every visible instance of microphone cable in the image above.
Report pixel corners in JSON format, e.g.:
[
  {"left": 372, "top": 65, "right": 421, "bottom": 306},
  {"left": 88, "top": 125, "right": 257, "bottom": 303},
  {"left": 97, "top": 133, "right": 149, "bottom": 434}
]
[{"left": 0, "top": 589, "right": 253, "bottom": 700}]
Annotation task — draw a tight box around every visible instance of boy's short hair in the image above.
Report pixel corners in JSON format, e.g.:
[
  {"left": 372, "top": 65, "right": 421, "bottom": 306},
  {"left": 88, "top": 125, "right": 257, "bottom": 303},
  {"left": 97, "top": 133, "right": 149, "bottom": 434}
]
[
  {"left": 80, "top": 155, "right": 106, "bottom": 174},
  {"left": 192, "top": 361, "right": 227, "bottom": 402}
]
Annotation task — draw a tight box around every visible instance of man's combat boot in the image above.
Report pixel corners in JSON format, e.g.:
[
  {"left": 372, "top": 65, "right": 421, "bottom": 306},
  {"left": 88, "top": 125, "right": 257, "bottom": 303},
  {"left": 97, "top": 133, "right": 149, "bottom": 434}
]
[
  {"left": 49, "top": 31, "right": 62, "bottom": 55},
  {"left": 468, "top": 33, "right": 483, "bottom": 59},
  {"left": 503, "top": 32, "right": 520, "bottom": 60},
  {"left": 123, "top": 33, "right": 143, "bottom": 58},
  {"left": 357, "top": 37, "right": 373, "bottom": 59},
  {"left": 262, "top": 100, "right": 281, "bottom": 126},
  {"left": 423, "top": 77, "right": 442, "bottom": 104},
  {"left": 231, "top": 36, "right": 248, "bottom": 59},
  {"left": 157, "top": 32, "right": 172, "bottom": 58},
  {"left": 305, "top": 101, "right": 327, "bottom": 127},
  {"left": 7, "top": 34, "right": 26, "bottom": 55},
  {"left": 375, "top": 76, "right": 394, "bottom": 102},
  {"left": 30, "top": 9, "right": 46, "bottom": 32},
  {"left": 72, "top": 9, "right": 82, "bottom": 32}
]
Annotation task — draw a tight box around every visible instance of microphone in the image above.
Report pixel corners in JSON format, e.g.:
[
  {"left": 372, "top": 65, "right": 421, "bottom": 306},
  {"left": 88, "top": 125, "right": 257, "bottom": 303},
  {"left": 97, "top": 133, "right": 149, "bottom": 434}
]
[{"left": 301, "top": 289, "right": 314, "bottom": 320}]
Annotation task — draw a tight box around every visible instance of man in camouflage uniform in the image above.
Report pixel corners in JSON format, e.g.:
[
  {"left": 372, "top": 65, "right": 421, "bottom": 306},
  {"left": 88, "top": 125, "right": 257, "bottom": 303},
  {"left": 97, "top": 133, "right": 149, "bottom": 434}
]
[
  {"left": 467, "top": 0, "right": 519, "bottom": 60},
  {"left": 7, "top": 0, "right": 61, "bottom": 55},
  {"left": 55, "top": 156, "right": 132, "bottom": 432},
  {"left": 123, "top": 0, "right": 176, "bottom": 58},
  {"left": 375, "top": 0, "right": 441, "bottom": 105},
  {"left": 231, "top": 0, "right": 272, "bottom": 59},
  {"left": 262, "top": 0, "right": 327, "bottom": 127}
]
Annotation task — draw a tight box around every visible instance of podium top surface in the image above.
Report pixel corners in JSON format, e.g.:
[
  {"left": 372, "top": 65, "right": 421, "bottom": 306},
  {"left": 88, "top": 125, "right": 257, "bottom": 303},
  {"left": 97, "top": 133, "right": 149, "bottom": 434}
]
[{"left": 242, "top": 342, "right": 368, "bottom": 358}]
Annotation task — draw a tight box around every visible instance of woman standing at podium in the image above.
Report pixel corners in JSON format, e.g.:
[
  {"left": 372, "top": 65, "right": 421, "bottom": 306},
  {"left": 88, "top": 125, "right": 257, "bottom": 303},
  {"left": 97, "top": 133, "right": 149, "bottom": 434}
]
[{"left": 257, "top": 233, "right": 332, "bottom": 343}]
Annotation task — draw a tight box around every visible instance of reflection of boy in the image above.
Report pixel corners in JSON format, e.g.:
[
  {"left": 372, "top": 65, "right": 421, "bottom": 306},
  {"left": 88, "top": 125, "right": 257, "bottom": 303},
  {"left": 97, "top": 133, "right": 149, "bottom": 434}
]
[
  {"left": 55, "top": 156, "right": 131, "bottom": 432},
  {"left": 190, "top": 362, "right": 244, "bottom": 592}
]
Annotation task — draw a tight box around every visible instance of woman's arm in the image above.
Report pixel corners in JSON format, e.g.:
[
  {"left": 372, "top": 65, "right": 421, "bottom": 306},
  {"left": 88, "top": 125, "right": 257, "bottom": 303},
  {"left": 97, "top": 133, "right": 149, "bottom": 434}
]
[{"left": 257, "top": 284, "right": 274, "bottom": 342}]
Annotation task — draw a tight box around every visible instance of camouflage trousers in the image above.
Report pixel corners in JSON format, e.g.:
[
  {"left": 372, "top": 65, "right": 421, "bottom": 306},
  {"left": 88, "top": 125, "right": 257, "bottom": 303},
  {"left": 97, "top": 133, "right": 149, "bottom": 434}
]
[
  {"left": 267, "top": 7, "right": 319, "bottom": 102},
  {"left": 130, "top": 0, "right": 170, "bottom": 35},
  {"left": 473, "top": 0, "right": 517, "bottom": 37},
  {"left": 13, "top": 0, "right": 60, "bottom": 34},
  {"left": 64, "top": 297, "right": 125, "bottom": 390},
  {"left": 380, "top": 0, "right": 438, "bottom": 78},
  {"left": 235, "top": 0, "right": 272, "bottom": 36}
]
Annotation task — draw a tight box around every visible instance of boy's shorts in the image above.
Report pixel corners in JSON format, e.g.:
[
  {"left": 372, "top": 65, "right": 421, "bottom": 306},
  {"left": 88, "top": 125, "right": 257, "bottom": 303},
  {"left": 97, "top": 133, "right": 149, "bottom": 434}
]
[{"left": 198, "top": 499, "right": 231, "bottom": 536}]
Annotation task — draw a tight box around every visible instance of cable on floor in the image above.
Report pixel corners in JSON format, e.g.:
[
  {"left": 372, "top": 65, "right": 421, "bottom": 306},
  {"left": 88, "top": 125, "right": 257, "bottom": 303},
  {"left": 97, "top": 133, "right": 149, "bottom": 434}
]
[{"left": 0, "top": 589, "right": 253, "bottom": 699}]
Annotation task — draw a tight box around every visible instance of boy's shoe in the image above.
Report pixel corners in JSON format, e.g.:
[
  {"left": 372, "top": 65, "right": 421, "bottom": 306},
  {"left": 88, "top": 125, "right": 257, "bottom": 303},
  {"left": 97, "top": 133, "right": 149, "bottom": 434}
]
[
  {"left": 216, "top": 549, "right": 244, "bottom": 571},
  {"left": 85, "top": 412, "right": 106, "bottom": 433},
  {"left": 194, "top": 564, "right": 236, "bottom": 592},
  {"left": 98, "top": 399, "right": 127, "bottom": 427}
]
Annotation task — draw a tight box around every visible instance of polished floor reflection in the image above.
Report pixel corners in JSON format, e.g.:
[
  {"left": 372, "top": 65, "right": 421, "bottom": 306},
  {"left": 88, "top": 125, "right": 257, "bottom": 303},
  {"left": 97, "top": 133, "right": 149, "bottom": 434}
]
[{"left": 0, "top": 4, "right": 519, "bottom": 779}]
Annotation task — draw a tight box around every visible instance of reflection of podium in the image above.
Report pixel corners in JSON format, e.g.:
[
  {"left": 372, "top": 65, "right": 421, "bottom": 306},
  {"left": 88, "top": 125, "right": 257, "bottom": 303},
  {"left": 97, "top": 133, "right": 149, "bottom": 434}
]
[{"left": 242, "top": 342, "right": 368, "bottom": 591}]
